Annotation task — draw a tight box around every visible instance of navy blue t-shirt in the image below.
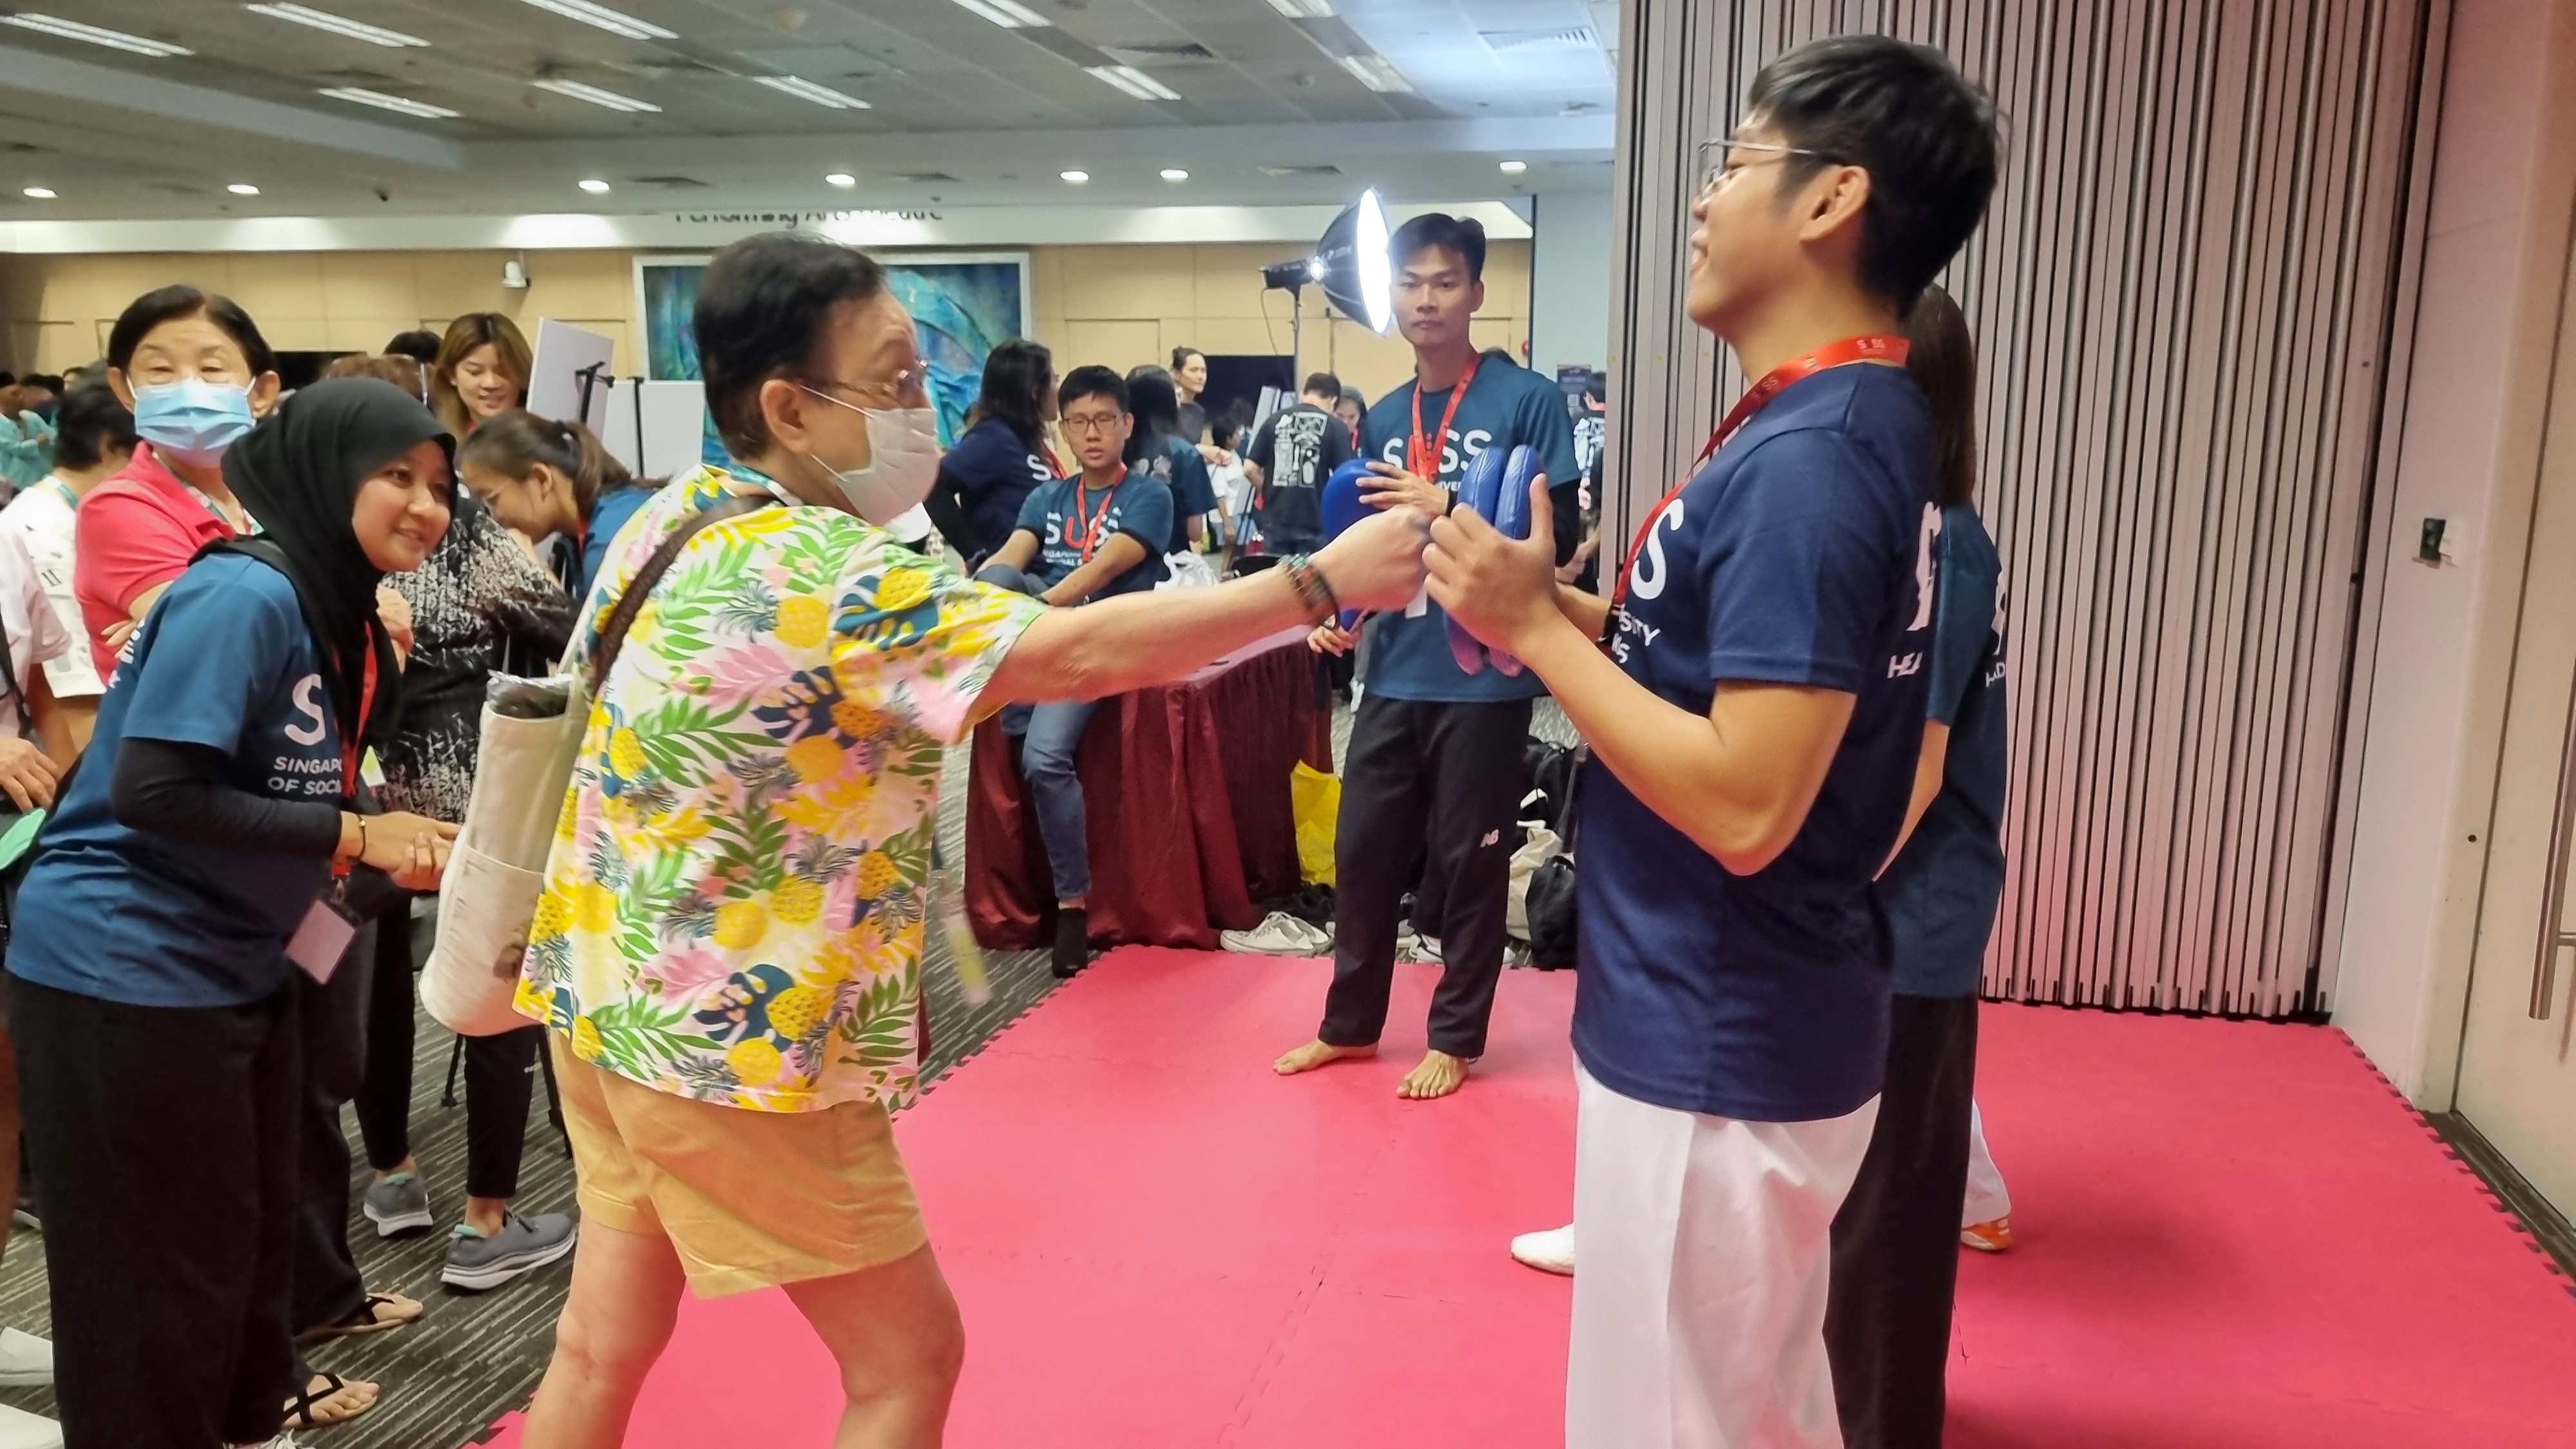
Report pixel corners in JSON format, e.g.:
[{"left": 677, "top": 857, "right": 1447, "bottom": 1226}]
[
  {"left": 942, "top": 417, "right": 1056, "bottom": 561},
  {"left": 1574, "top": 363, "right": 1940, "bottom": 1121},
  {"left": 1881, "top": 504, "right": 2007, "bottom": 999},
  {"left": 1130, "top": 433, "right": 1217, "bottom": 555},
  {"left": 8, "top": 554, "right": 345, "bottom": 1009},
  {"left": 1359, "top": 362, "right": 1581, "bottom": 703},
  {"left": 1013, "top": 469, "right": 1171, "bottom": 599}
]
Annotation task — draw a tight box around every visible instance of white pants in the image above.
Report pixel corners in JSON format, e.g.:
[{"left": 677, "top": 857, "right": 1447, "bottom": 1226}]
[
  {"left": 1567, "top": 1062, "right": 1880, "bottom": 1449},
  {"left": 1962, "top": 1100, "right": 2012, "bottom": 1227}
]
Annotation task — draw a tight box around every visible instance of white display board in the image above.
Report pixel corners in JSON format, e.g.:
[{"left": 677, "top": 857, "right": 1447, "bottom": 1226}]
[
  {"left": 599, "top": 378, "right": 709, "bottom": 480},
  {"left": 525, "top": 317, "right": 616, "bottom": 436}
]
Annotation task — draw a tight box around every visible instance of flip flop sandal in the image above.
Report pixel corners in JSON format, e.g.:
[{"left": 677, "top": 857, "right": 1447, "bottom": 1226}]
[
  {"left": 296, "top": 1292, "right": 422, "bottom": 1344},
  {"left": 284, "top": 1370, "right": 378, "bottom": 1430}
]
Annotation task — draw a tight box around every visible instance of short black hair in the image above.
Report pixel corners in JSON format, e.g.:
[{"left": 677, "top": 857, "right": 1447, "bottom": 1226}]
[
  {"left": 1057, "top": 365, "right": 1128, "bottom": 415},
  {"left": 1746, "top": 36, "right": 2000, "bottom": 312},
  {"left": 694, "top": 232, "right": 888, "bottom": 459},
  {"left": 1390, "top": 212, "right": 1486, "bottom": 282},
  {"left": 107, "top": 284, "right": 278, "bottom": 377},
  {"left": 383, "top": 328, "right": 442, "bottom": 364},
  {"left": 1338, "top": 386, "right": 1367, "bottom": 413},
  {"left": 1302, "top": 371, "right": 1341, "bottom": 399},
  {"left": 52, "top": 383, "right": 138, "bottom": 471}
]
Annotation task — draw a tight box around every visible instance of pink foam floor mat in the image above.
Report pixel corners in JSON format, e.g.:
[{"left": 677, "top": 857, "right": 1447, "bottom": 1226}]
[{"left": 473, "top": 952, "right": 2576, "bottom": 1447}]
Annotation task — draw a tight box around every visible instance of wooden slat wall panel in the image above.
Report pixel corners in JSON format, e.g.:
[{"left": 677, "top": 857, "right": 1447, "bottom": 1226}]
[{"left": 1602, "top": 0, "right": 2430, "bottom": 1016}]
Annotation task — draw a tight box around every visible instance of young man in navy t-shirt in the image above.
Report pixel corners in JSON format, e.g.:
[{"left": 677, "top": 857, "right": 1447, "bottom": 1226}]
[
  {"left": 982, "top": 366, "right": 1173, "bottom": 978},
  {"left": 1425, "top": 38, "right": 1998, "bottom": 1448},
  {"left": 1273, "top": 214, "right": 1580, "bottom": 1101}
]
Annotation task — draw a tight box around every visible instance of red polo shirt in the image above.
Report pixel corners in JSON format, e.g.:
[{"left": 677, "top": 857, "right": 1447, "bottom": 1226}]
[{"left": 73, "top": 442, "right": 238, "bottom": 683}]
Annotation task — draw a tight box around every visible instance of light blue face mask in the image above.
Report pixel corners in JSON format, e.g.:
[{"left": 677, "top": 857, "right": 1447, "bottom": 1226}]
[{"left": 131, "top": 378, "right": 257, "bottom": 468}]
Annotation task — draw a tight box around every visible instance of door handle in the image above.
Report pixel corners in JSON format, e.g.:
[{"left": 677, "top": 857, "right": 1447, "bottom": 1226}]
[{"left": 2533, "top": 663, "right": 2576, "bottom": 1019}]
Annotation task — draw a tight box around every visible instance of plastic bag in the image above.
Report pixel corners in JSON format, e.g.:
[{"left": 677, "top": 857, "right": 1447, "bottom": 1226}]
[{"left": 1291, "top": 761, "right": 1341, "bottom": 887}]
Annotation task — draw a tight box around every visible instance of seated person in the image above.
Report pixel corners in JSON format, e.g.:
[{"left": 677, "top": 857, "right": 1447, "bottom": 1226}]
[
  {"left": 1242, "top": 370, "right": 1356, "bottom": 563},
  {"left": 978, "top": 366, "right": 1172, "bottom": 978}
]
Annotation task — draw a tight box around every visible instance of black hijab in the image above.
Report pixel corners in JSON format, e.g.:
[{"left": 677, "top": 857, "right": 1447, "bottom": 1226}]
[{"left": 220, "top": 377, "right": 453, "bottom": 757}]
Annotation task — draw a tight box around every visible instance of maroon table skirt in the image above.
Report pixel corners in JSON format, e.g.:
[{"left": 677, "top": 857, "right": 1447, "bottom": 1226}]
[{"left": 965, "top": 641, "right": 1334, "bottom": 951}]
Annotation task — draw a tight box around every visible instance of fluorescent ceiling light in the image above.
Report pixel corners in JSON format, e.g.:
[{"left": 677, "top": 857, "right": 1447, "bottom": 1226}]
[
  {"left": 227, "top": 182, "right": 261, "bottom": 195},
  {"left": 244, "top": 3, "right": 427, "bottom": 48},
  {"left": 1499, "top": 159, "right": 1527, "bottom": 173},
  {"left": 826, "top": 171, "right": 856, "bottom": 186},
  {"left": 533, "top": 77, "right": 662, "bottom": 112},
  {"left": 319, "top": 86, "right": 460, "bottom": 118},
  {"left": 1160, "top": 167, "right": 1188, "bottom": 182},
  {"left": 1086, "top": 64, "right": 1178, "bottom": 102},
  {"left": 578, "top": 177, "right": 611, "bottom": 193},
  {"left": 1338, "top": 54, "right": 1410, "bottom": 93},
  {"left": 945, "top": 0, "right": 1050, "bottom": 27},
  {"left": 1059, "top": 169, "right": 1088, "bottom": 184},
  {"left": 516, "top": 0, "right": 675, "bottom": 41},
  {"left": 1264, "top": 0, "right": 1335, "bottom": 16},
  {"left": 752, "top": 75, "right": 869, "bottom": 109},
  {"left": 20, "top": 186, "right": 54, "bottom": 199},
  {"left": 0, "top": 14, "right": 191, "bottom": 56}
]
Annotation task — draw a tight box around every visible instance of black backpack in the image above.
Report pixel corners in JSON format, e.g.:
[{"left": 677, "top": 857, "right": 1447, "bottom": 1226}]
[{"left": 1522, "top": 745, "right": 1584, "bottom": 971}]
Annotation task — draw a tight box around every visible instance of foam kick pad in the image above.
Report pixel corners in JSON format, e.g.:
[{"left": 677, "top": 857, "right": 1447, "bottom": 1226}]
[
  {"left": 1320, "top": 458, "right": 1376, "bottom": 629},
  {"left": 1445, "top": 444, "right": 1540, "bottom": 676}
]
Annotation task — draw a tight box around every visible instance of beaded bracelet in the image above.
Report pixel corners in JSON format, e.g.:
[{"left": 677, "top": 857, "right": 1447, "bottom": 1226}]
[{"left": 1281, "top": 553, "right": 1341, "bottom": 622}]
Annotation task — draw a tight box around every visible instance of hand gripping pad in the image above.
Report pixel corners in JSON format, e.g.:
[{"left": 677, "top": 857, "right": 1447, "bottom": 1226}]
[
  {"left": 1444, "top": 445, "right": 1511, "bottom": 673},
  {"left": 1484, "top": 445, "right": 1540, "bottom": 676}
]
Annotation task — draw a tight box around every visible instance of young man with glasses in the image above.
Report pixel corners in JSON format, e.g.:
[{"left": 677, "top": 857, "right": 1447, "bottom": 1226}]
[
  {"left": 1271, "top": 213, "right": 1581, "bottom": 1101},
  {"left": 1427, "top": 37, "right": 1998, "bottom": 1448},
  {"left": 979, "top": 366, "right": 1171, "bottom": 977}
]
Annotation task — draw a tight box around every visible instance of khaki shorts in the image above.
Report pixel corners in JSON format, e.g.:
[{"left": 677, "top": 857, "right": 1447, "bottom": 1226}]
[{"left": 551, "top": 1037, "right": 928, "bottom": 1298}]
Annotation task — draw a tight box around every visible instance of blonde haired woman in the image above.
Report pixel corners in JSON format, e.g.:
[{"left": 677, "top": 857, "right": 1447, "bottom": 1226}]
[{"left": 430, "top": 312, "right": 532, "bottom": 439}]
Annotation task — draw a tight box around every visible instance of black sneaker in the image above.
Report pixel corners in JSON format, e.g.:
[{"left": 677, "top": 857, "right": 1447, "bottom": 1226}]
[{"left": 1052, "top": 907, "right": 1090, "bottom": 979}]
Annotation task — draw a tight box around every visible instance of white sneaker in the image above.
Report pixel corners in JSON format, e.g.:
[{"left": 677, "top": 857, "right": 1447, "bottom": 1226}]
[
  {"left": 0, "top": 1326, "right": 50, "bottom": 1387},
  {"left": 1222, "top": 912, "right": 1329, "bottom": 956},
  {"left": 1510, "top": 1224, "right": 1575, "bottom": 1276},
  {"left": 0, "top": 1402, "right": 62, "bottom": 1449},
  {"left": 1400, "top": 933, "right": 1444, "bottom": 964}
]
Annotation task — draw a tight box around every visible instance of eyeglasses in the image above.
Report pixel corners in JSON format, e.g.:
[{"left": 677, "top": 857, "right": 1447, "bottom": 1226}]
[
  {"left": 1060, "top": 412, "right": 1124, "bottom": 435},
  {"left": 804, "top": 366, "right": 929, "bottom": 409},
  {"left": 1695, "top": 135, "right": 1837, "bottom": 196}
]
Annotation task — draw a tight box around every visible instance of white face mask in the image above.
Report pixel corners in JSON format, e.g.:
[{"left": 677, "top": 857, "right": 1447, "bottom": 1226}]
[{"left": 797, "top": 386, "right": 940, "bottom": 525}]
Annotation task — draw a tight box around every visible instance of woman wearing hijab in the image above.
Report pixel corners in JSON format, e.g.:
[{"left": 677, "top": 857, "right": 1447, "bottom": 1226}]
[{"left": 5, "top": 378, "right": 460, "bottom": 1449}]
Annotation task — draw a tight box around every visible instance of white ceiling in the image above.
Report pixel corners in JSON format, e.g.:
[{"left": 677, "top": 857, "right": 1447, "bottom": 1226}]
[{"left": 0, "top": 0, "right": 1618, "bottom": 223}]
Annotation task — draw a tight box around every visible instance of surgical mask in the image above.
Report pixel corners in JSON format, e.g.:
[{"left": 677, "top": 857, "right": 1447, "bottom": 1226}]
[
  {"left": 132, "top": 379, "right": 257, "bottom": 468},
  {"left": 797, "top": 386, "right": 940, "bottom": 526}
]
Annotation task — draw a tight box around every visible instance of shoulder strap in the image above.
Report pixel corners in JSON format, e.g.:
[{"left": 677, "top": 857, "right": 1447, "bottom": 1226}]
[{"left": 587, "top": 493, "right": 772, "bottom": 695}]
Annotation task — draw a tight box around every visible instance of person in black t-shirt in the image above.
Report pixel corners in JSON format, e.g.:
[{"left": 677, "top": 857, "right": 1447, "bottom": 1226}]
[{"left": 1241, "top": 372, "right": 1356, "bottom": 558}]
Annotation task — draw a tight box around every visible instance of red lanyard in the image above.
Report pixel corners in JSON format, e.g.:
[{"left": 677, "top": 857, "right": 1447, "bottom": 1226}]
[
  {"left": 1607, "top": 335, "right": 1910, "bottom": 618},
  {"left": 1408, "top": 352, "right": 1483, "bottom": 478},
  {"left": 1071, "top": 477, "right": 1119, "bottom": 562}
]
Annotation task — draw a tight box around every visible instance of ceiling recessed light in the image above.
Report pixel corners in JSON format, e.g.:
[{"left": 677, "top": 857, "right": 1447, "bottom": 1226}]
[
  {"left": 317, "top": 86, "right": 461, "bottom": 118},
  {"left": 243, "top": 3, "right": 428, "bottom": 48},
  {"left": 533, "top": 78, "right": 663, "bottom": 113},
  {"left": 0, "top": 14, "right": 191, "bottom": 55},
  {"left": 578, "top": 177, "right": 612, "bottom": 193},
  {"left": 1264, "top": 0, "right": 1335, "bottom": 16},
  {"left": 20, "top": 187, "right": 55, "bottom": 200},
  {"left": 825, "top": 171, "right": 857, "bottom": 187},
  {"left": 945, "top": 0, "right": 1050, "bottom": 26},
  {"left": 1338, "top": 54, "right": 1411, "bottom": 93},
  {"left": 1059, "top": 169, "right": 1090, "bottom": 184},
  {"left": 515, "top": 0, "right": 676, "bottom": 41},
  {"left": 752, "top": 75, "right": 869, "bottom": 109},
  {"left": 1160, "top": 168, "right": 1189, "bottom": 182},
  {"left": 227, "top": 182, "right": 262, "bottom": 196},
  {"left": 1499, "top": 160, "right": 1528, "bottom": 174},
  {"left": 1086, "top": 64, "right": 1180, "bottom": 102}
]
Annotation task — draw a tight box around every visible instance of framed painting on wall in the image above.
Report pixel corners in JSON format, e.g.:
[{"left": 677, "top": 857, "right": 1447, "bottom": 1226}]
[{"left": 636, "top": 251, "right": 1033, "bottom": 464}]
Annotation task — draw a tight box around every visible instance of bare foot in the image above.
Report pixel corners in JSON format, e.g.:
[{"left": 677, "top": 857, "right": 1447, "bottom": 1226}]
[
  {"left": 287, "top": 1370, "right": 380, "bottom": 1428},
  {"left": 1397, "top": 1050, "right": 1469, "bottom": 1099},
  {"left": 1274, "top": 1038, "right": 1376, "bottom": 1075}
]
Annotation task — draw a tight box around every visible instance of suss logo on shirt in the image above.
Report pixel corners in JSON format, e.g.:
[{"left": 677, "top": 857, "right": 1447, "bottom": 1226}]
[
  {"left": 1617, "top": 498, "right": 1943, "bottom": 673},
  {"left": 286, "top": 673, "right": 330, "bottom": 746},
  {"left": 1378, "top": 429, "right": 1495, "bottom": 480}
]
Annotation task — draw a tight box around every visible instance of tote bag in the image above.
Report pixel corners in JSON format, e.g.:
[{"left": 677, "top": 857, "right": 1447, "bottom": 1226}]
[{"left": 423, "top": 495, "right": 770, "bottom": 1035}]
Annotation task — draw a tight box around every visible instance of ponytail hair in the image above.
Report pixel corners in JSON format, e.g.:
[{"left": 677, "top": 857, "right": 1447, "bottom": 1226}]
[{"left": 454, "top": 407, "right": 634, "bottom": 516}]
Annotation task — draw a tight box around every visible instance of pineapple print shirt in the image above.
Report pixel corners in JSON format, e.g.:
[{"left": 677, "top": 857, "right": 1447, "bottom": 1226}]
[{"left": 515, "top": 466, "right": 1045, "bottom": 1112}]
